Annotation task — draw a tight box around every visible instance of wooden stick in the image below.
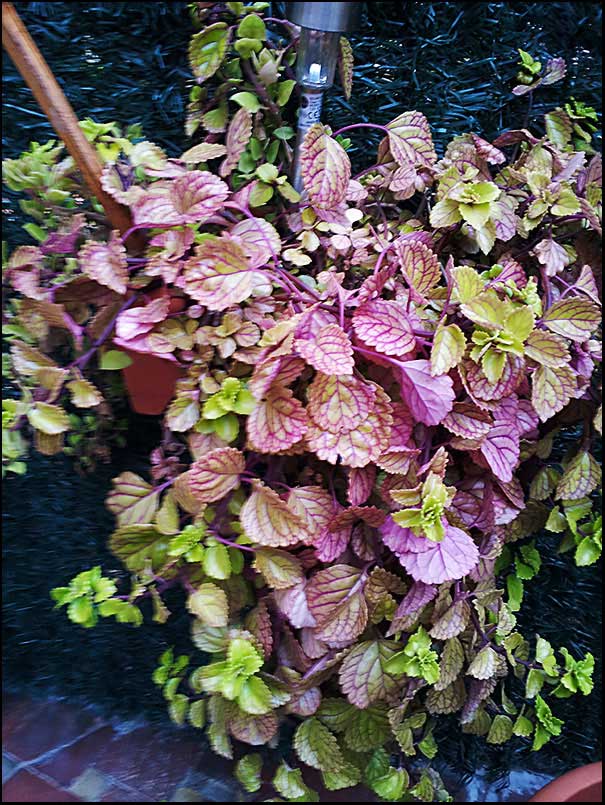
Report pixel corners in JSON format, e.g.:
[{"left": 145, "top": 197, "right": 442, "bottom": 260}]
[{"left": 2, "top": 2, "right": 145, "bottom": 252}]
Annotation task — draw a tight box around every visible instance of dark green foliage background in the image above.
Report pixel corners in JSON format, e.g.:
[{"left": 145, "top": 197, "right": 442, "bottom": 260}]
[{"left": 2, "top": 1, "right": 602, "bottom": 797}]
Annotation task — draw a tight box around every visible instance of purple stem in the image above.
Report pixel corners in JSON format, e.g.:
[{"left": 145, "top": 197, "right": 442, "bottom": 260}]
[
  {"left": 210, "top": 533, "right": 256, "bottom": 554},
  {"left": 332, "top": 123, "right": 390, "bottom": 138},
  {"left": 71, "top": 293, "right": 138, "bottom": 370}
]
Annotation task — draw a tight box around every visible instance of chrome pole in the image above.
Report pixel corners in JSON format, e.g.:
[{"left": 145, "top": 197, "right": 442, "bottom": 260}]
[{"left": 285, "top": 2, "right": 363, "bottom": 192}]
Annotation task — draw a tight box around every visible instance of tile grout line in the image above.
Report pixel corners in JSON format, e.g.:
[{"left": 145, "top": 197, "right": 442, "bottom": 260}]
[{"left": 2, "top": 721, "right": 110, "bottom": 774}]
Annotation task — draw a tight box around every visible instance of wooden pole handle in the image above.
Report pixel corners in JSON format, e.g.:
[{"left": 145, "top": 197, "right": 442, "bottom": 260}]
[{"left": 2, "top": 2, "right": 145, "bottom": 252}]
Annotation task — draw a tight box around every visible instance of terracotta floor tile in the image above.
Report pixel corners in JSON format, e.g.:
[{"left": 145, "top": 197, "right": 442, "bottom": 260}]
[
  {"left": 3, "top": 699, "right": 104, "bottom": 762},
  {"left": 100, "top": 785, "right": 153, "bottom": 802},
  {"left": 2, "top": 695, "right": 48, "bottom": 743},
  {"left": 34, "top": 725, "right": 117, "bottom": 787},
  {"left": 93, "top": 726, "right": 207, "bottom": 800},
  {"left": 2, "top": 769, "right": 82, "bottom": 802}
]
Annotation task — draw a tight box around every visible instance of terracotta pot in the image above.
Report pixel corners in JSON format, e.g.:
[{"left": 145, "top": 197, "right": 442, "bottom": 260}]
[
  {"left": 122, "top": 351, "right": 184, "bottom": 415},
  {"left": 529, "top": 762, "right": 602, "bottom": 802},
  {"left": 119, "top": 286, "right": 187, "bottom": 415}
]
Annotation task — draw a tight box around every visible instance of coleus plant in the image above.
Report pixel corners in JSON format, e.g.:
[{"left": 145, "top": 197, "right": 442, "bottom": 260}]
[{"left": 2, "top": 5, "right": 602, "bottom": 801}]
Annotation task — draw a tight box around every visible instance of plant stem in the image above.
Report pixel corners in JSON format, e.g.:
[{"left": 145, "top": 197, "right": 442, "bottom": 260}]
[{"left": 332, "top": 123, "right": 390, "bottom": 138}]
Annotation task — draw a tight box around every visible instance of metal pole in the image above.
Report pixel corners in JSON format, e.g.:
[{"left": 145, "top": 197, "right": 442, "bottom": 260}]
[
  {"left": 2, "top": 2, "right": 144, "bottom": 252},
  {"left": 285, "top": 2, "right": 363, "bottom": 192}
]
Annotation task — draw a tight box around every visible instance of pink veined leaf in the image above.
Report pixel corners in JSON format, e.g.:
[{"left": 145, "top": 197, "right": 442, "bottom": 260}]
[
  {"left": 386, "top": 110, "right": 437, "bottom": 169},
  {"left": 300, "top": 124, "right": 351, "bottom": 210},
  {"left": 438, "top": 134, "right": 492, "bottom": 180},
  {"left": 443, "top": 402, "right": 493, "bottom": 440},
  {"left": 145, "top": 229, "right": 194, "bottom": 282},
  {"left": 338, "top": 36, "right": 354, "bottom": 100},
  {"left": 41, "top": 213, "right": 87, "bottom": 255},
  {"left": 491, "top": 197, "right": 518, "bottom": 242},
  {"left": 356, "top": 265, "right": 396, "bottom": 305},
  {"left": 313, "top": 522, "right": 352, "bottom": 563},
  {"left": 479, "top": 398, "right": 521, "bottom": 483},
  {"left": 295, "top": 305, "right": 339, "bottom": 341},
  {"left": 352, "top": 300, "right": 415, "bottom": 357},
  {"left": 470, "top": 134, "right": 506, "bottom": 165},
  {"left": 574, "top": 265, "right": 601, "bottom": 305},
  {"left": 306, "top": 564, "right": 368, "bottom": 646},
  {"left": 338, "top": 640, "right": 401, "bottom": 708},
  {"left": 533, "top": 238, "right": 572, "bottom": 277},
  {"left": 240, "top": 480, "right": 307, "bottom": 547},
  {"left": 219, "top": 107, "right": 253, "bottom": 178},
  {"left": 386, "top": 581, "right": 438, "bottom": 637},
  {"left": 132, "top": 170, "right": 229, "bottom": 225},
  {"left": 277, "top": 623, "right": 312, "bottom": 672},
  {"left": 249, "top": 355, "right": 304, "bottom": 401},
  {"left": 306, "top": 373, "right": 377, "bottom": 433},
  {"left": 524, "top": 330, "right": 571, "bottom": 368},
  {"left": 346, "top": 179, "right": 367, "bottom": 202},
  {"left": 394, "top": 239, "right": 442, "bottom": 300},
  {"left": 246, "top": 384, "right": 308, "bottom": 453},
  {"left": 183, "top": 447, "right": 245, "bottom": 503},
  {"left": 231, "top": 217, "right": 280, "bottom": 269},
  {"left": 542, "top": 297, "right": 601, "bottom": 342},
  {"left": 180, "top": 234, "right": 266, "bottom": 310},
  {"left": 516, "top": 400, "right": 540, "bottom": 437},
  {"left": 495, "top": 259, "right": 527, "bottom": 288},
  {"left": 287, "top": 686, "right": 322, "bottom": 717},
  {"left": 399, "top": 359, "right": 455, "bottom": 426},
  {"left": 396, "top": 522, "right": 480, "bottom": 585},
  {"left": 113, "top": 331, "right": 176, "bottom": 359},
  {"left": 348, "top": 466, "right": 376, "bottom": 506},
  {"left": 542, "top": 56, "right": 567, "bottom": 85},
  {"left": 115, "top": 297, "right": 170, "bottom": 341},
  {"left": 78, "top": 231, "right": 129, "bottom": 295},
  {"left": 274, "top": 582, "right": 317, "bottom": 629},
  {"left": 386, "top": 402, "right": 416, "bottom": 449},
  {"left": 286, "top": 486, "right": 336, "bottom": 538},
  {"left": 375, "top": 447, "right": 420, "bottom": 476},
  {"left": 306, "top": 385, "right": 393, "bottom": 468},
  {"left": 330, "top": 506, "right": 386, "bottom": 530},
  {"left": 380, "top": 517, "right": 433, "bottom": 558},
  {"left": 531, "top": 364, "right": 577, "bottom": 422},
  {"left": 295, "top": 324, "right": 354, "bottom": 376},
  {"left": 459, "top": 356, "right": 525, "bottom": 407}
]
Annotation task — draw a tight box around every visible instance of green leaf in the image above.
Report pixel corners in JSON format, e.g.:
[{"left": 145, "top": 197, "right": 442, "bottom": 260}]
[
  {"left": 555, "top": 451, "right": 601, "bottom": 501},
  {"left": 343, "top": 706, "right": 390, "bottom": 751},
  {"left": 418, "top": 733, "right": 439, "bottom": 758},
  {"left": 372, "top": 768, "right": 409, "bottom": 801},
  {"left": 294, "top": 718, "right": 344, "bottom": 773},
  {"left": 525, "top": 668, "right": 545, "bottom": 698},
  {"left": 110, "top": 524, "right": 167, "bottom": 573},
  {"left": 231, "top": 92, "right": 262, "bottom": 113},
  {"left": 236, "top": 753, "right": 263, "bottom": 794},
  {"left": 486, "top": 714, "right": 513, "bottom": 744},
  {"left": 99, "top": 350, "right": 133, "bottom": 370},
  {"left": 237, "top": 13, "right": 266, "bottom": 40},
  {"left": 67, "top": 596, "right": 96, "bottom": 627},
  {"left": 533, "top": 694, "right": 564, "bottom": 751},
  {"left": 186, "top": 583, "right": 229, "bottom": 627},
  {"left": 188, "top": 699, "right": 207, "bottom": 729},
  {"left": 189, "top": 23, "right": 230, "bottom": 83},
  {"left": 169, "top": 693, "right": 189, "bottom": 726},
  {"left": 276, "top": 80, "right": 296, "bottom": 107},
  {"left": 27, "top": 402, "right": 70, "bottom": 435},
  {"left": 575, "top": 536, "right": 601, "bottom": 566},
  {"left": 238, "top": 676, "right": 272, "bottom": 715},
  {"left": 273, "top": 762, "right": 318, "bottom": 801},
  {"left": 513, "top": 714, "right": 534, "bottom": 737},
  {"left": 203, "top": 542, "right": 232, "bottom": 579},
  {"left": 507, "top": 574, "right": 524, "bottom": 612},
  {"left": 274, "top": 126, "right": 296, "bottom": 141}
]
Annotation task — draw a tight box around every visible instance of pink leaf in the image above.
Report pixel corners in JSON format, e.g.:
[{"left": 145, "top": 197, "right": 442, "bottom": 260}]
[
  {"left": 443, "top": 402, "right": 493, "bottom": 440},
  {"left": 287, "top": 486, "right": 335, "bottom": 537},
  {"left": 470, "top": 134, "right": 506, "bottom": 164},
  {"left": 274, "top": 582, "right": 317, "bottom": 628},
  {"left": 78, "top": 231, "right": 128, "bottom": 295},
  {"left": 219, "top": 107, "right": 253, "bottom": 178},
  {"left": 240, "top": 480, "right": 307, "bottom": 547},
  {"left": 352, "top": 300, "right": 415, "bottom": 356},
  {"left": 246, "top": 384, "right": 308, "bottom": 453},
  {"left": 300, "top": 124, "right": 351, "bottom": 210},
  {"left": 306, "top": 373, "right": 377, "bottom": 433},
  {"left": 306, "top": 565, "right": 368, "bottom": 646},
  {"left": 295, "top": 323, "right": 354, "bottom": 375},
  {"left": 307, "top": 385, "right": 393, "bottom": 467},
  {"left": 479, "top": 400, "right": 520, "bottom": 483},
  {"left": 184, "top": 447, "right": 245, "bottom": 503},
  {"left": 348, "top": 466, "right": 376, "bottom": 506},
  {"left": 399, "top": 359, "right": 455, "bottom": 425},
  {"left": 396, "top": 523, "right": 480, "bottom": 584},
  {"left": 386, "top": 581, "right": 438, "bottom": 637},
  {"left": 115, "top": 297, "right": 170, "bottom": 341},
  {"left": 386, "top": 110, "right": 436, "bottom": 169},
  {"left": 394, "top": 240, "right": 442, "bottom": 299},
  {"left": 132, "top": 171, "right": 229, "bottom": 225},
  {"left": 231, "top": 217, "right": 280, "bottom": 269},
  {"left": 180, "top": 234, "right": 266, "bottom": 310}
]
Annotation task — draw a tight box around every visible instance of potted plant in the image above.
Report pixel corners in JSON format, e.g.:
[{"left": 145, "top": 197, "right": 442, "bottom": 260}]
[
  {"left": 529, "top": 761, "right": 602, "bottom": 802},
  {"left": 2, "top": 4, "right": 601, "bottom": 801}
]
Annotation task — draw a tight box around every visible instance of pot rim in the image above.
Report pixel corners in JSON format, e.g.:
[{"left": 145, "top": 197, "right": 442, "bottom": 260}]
[{"left": 529, "top": 761, "right": 602, "bottom": 802}]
